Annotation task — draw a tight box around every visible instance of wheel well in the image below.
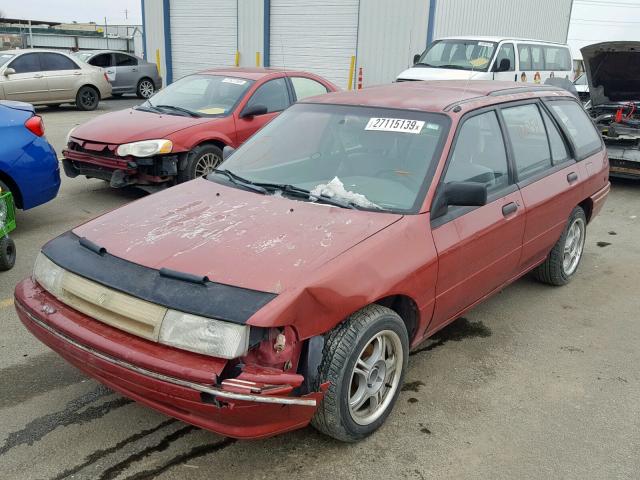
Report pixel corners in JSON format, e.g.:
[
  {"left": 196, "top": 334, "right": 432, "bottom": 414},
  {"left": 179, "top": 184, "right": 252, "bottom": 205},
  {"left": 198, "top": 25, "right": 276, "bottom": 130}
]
[
  {"left": 138, "top": 76, "right": 154, "bottom": 88},
  {"left": 78, "top": 84, "right": 100, "bottom": 100},
  {"left": 195, "top": 139, "right": 226, "bottom": 151},
  {"left": 375, "top": 295, "right": 419, "bottom": 341},
  {"left": 0, "top": 170, "right": 23, "bottom": 209},
  {"left": 579, "top": 198, "right": 593, "bottom": 223}
]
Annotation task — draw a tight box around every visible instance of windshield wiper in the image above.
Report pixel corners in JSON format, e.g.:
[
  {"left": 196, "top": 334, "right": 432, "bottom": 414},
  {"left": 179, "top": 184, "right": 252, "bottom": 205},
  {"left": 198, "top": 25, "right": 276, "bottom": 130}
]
[
  {"left": 255, "top": 182, "right": 360, "bottom": 210},
  {"left": 415, "top": 62, "right": 434, "bottom": 67},
  {"left": 210, "top": 169, "right": 267, "bottom": 194},
  {"left": 437, "top": 64, "right": 473, "bottom": 70},
  {"left": 155, "top": 104, "right": 201, "bottom": 117},
  {"left": 135, "top": 103, "right": 163, "bottom": 114}
]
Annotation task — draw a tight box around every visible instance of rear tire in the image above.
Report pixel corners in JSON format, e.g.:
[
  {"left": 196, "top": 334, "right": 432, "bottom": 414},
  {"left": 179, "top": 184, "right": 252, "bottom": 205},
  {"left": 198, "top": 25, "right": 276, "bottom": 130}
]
[
  {"left": 136, "top": 78, "right": 155, "bottom": 99},
  {"left": 177, "top": 144, "right": 223, "bottom": 183},
  {"left": 0, "top": 236, "right": 16, "bottom": 271},
  {"left": 311, "top": 304, "right": 409, "bottom": 442},
  {"left": 533, "top": 206, "right": 587, "bottom": 286},
  {"left": 76, "top": 86, "right": 100, "bottom": 111}
]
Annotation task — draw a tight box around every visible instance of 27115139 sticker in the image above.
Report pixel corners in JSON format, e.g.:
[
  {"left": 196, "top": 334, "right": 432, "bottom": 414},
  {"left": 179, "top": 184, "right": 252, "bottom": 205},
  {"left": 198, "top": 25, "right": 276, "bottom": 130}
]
[{"left": 365, "top": 118, "right": 425, "bottom": 133}]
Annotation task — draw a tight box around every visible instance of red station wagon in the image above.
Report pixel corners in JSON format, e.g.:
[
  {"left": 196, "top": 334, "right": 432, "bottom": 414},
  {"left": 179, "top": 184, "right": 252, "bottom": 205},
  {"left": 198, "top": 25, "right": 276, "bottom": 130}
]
[
  {"left": 17, "top": 81, "right": 610, "bottom": 442},
  {"left": 62, "top": 68, "right": 337, "bottom": 188}
]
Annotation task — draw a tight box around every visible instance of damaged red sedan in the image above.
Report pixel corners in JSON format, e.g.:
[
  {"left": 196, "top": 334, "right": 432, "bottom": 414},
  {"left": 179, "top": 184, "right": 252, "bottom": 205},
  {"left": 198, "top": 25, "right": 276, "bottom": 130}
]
[{"left": 16, "top": 81, "right": 610, "bottom": 441}]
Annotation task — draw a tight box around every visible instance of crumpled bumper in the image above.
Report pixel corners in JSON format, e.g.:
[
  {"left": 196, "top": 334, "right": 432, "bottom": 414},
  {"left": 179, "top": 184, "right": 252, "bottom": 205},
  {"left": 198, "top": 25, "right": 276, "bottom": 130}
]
[{"left": 15, "top": 279, "right": 323, "bottom": 439}]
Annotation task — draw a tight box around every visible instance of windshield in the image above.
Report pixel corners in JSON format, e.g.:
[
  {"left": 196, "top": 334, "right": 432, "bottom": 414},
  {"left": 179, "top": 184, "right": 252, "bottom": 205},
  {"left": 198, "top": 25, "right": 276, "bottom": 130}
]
[
  {"left": 142, "top": 74, "right": 254, "bottom": 117},
  {"left": 416, "top": 39, "right": 497, "bottom": 72},
  {"left": 0, "top": 53, "right": 15, "bottom": 68},
  {"left": 216, "top": 104, "right": 449, "bottom": 212}
]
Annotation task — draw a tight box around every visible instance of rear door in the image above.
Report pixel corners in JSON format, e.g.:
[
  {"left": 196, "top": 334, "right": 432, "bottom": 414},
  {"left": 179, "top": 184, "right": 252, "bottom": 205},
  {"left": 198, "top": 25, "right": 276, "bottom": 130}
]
[
  {"left": 430, "top": 109, "right": 525, "bottom": 331},
  {"left": 41, "top": 52, "right": 82, "bottom": 102},
  {"left": 89, "top": 53, "right": 116, "bottom": 84},
  {"left": 235, "top": 77, "right": 292, "bottom": 144},
  {"left": 3, "top": 53, "right": 49, "bottom": 103},
  {"left": 113, "top": 53, "right": 139, "bottom": 92},
  {"left": 499, "top": 101, "right": 587, "bottom": 272}
]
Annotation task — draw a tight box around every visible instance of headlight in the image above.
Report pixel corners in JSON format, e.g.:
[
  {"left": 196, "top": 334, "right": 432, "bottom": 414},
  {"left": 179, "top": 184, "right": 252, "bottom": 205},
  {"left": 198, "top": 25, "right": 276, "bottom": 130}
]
[
  {"left": 159, "top": 310, "right": 250, "bottom": 359},
  {"left": 33, "top": 253, "right": 64, "bottom": 297},
  {"left": 65, "top": 126, "right": 77, "bottom": 145},
  {"left": 116, "top": 139, "right": 173, "bottom": 158}
]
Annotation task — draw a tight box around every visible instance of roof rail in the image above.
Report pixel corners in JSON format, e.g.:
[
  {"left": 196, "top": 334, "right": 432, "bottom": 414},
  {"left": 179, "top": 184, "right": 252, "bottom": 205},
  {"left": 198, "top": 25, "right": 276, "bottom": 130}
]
[{"left": 488, "top": 85, "right": 564, "bottom": 96}]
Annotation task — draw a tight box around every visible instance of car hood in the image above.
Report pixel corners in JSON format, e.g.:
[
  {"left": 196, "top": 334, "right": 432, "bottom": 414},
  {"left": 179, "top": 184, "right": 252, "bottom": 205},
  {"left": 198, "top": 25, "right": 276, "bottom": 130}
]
[
  {"left": 581, "top": 41, "right": 640, "bottom": 106},
  {"left": 397, "top": 66, "right": 485, "bottom": 81},
  {"left": 70, "top": 107, "right": 213, "bottom": 144},
  {"left": 73, "top": 179, "right": 402, "bottom": 294}
]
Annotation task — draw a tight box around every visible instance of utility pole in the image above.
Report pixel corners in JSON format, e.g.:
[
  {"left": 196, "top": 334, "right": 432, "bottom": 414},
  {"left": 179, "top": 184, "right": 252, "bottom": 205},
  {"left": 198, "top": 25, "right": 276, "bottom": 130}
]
[
  {"left": 28, "top": 20, "right": 33, "bottom": 48},
  {"left": 104, "top": 16, "right": 109, "bottom": 49}
]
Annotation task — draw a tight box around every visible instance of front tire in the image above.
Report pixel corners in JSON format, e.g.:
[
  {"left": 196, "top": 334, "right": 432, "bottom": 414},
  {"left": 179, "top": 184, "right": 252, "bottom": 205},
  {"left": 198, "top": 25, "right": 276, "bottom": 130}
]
[
  {"left": 76, "top": 86, "right": 100, "bottom": 111},
  {"left": 0, "top": 236, "right": 16, "bottom": 271},
  {"left": 177, "top": 144, "right": 223, "bottom": 183},
  {"left": 311, "top": 304, "right": 409, "bottom": 442},
  {"left": 534, "top": 206, "right": 587, "bottom": 286},
  {"left": 136, "top": 78, "right": 155, "bottom": 99}
]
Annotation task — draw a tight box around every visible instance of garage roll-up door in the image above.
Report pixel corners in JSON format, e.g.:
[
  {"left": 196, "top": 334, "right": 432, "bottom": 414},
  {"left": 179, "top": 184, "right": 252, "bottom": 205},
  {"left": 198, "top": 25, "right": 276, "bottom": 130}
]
[
  {"left": 270, "top": 0, "right": 359, "bottom": 88},
  {"left": 170, "top": 0, "right": 237, "bottom": 81}
]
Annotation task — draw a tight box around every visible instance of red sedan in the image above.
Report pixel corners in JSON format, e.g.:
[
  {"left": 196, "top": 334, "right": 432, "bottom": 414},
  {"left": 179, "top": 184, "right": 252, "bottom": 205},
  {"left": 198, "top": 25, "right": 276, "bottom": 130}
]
[
  {"left": 18, "top": 81, "right": 609, "bottom": 441},
  {"left": 62, "top": 68, "right": 337, "bottom": 188}
]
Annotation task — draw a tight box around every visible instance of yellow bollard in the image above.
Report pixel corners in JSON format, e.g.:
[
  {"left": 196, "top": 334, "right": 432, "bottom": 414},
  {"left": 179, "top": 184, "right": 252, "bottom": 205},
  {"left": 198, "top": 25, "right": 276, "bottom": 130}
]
[
  {"left": 235, "top": 51, "right": 240, "bottom": 67},
  {"left": 347, "top": 56, "right": 356, "bottom": 90},
  {"left": 256, "top": 52, "right": 261, "bottom": 67},
  {"left": 155, "top": 49, "right": 161, "bottom": 76}
]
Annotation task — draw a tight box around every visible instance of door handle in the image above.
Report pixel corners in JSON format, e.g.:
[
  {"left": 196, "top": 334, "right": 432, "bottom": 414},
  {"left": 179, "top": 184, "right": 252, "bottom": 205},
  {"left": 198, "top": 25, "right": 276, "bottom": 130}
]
[
  {"left": 502, "top": 202, "right": 518, "bottom": 216},
  {"left": 73, "top": 71, "right": 82, "bottom": 75},
  {"left": 567, "top": 172, "right": 578, "bottom": 184},
  {"left": 132, "top": 68, "right": 138, "bottom": 72},
  {"left": 514, "top": 73, "right": 517, "bottom": 81},
  {"left": 34, "top": 74, "right": 43, "bottom": 78}
]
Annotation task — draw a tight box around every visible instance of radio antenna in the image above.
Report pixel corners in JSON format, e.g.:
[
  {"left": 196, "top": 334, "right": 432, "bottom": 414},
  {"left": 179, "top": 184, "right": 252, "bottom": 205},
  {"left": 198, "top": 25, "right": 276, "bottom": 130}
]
[{"left": 460, "top": 42, "right": 479, "bottom": 102}]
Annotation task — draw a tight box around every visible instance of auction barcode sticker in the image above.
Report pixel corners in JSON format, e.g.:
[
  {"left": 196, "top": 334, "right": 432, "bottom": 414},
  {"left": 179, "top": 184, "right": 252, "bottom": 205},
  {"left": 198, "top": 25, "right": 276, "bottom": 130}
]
[
  {"left": 222, "top": 78, "right": 247, "bottom": 85},
  {"left": 365, "top": 118, "right": 425, "bottom": 134}
]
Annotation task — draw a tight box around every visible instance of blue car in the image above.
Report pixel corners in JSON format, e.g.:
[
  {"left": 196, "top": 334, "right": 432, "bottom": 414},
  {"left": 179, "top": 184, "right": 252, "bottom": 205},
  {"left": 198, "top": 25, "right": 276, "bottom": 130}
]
[{"left": 0, "top": 100, "right": 60, "bottom": 209}]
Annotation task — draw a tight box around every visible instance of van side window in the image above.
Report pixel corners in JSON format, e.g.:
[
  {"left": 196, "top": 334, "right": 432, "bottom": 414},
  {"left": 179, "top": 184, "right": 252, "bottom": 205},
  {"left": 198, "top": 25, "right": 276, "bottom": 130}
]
[
  {"left": 530, "top": 45, "right": 545, "bottom": 71},
  {"left": 444, "top": 111, "right": 509, "bottom": 194},
  {"left": 494, "top": 43, "right": 515, "bottom": 72},
  {"left": 544, "top": 46, "right": 571, "bottom": 71},
  {"left": 502, "top": 104, "right": 552, "bottom": 180},
  {"left": 518, "top": 45, "right": 531, "bottom": 71},
  {"left": 549, "top": 100, "right": 602, "bottom": 158}
]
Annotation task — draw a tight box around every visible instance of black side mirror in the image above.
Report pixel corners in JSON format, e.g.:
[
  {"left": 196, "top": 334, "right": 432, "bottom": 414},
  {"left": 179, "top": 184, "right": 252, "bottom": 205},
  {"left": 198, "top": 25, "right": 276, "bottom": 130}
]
[
  {"left": 431, "top": 182, "right": 487, "bottom": 219},
  {"left": 413, "top": 54, "right": 421, "bottom": 65},
  {"left": 240, "top": 104, "right": 268, "bottom": 118},
  {"left": 493, "top": 58, "right": 510, "bottom": 72},
  {"left": 222, "top": 145, "right": 235, "bottom": 160}
]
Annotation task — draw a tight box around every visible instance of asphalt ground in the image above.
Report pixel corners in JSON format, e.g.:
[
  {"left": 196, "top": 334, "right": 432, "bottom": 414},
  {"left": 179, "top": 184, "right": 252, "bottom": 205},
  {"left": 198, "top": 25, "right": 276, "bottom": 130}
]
[{"left": 0, "top": 96, "right": 638, "bottom": 479}]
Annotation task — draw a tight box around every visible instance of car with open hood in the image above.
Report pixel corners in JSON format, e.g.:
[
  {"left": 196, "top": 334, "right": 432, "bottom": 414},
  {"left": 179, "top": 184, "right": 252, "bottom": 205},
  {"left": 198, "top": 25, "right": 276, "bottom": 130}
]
[
  {"left": 16, "top": 80, "right": 610, "bottom": 441},
  {"left": 62, "top": 68, "right": 337, "bottom": 189},
  {"left": 581, "top": 41, "right": 640, "bottom": 178}
]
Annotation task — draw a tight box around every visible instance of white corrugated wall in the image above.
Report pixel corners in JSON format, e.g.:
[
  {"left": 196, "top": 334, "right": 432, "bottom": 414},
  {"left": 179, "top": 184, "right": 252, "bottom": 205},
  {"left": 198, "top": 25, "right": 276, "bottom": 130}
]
[
  {"left": 142, "top": 0, "right": 167, "bottom": 86},
  {"left": 433, "top": 0, "right": 572, "bottom": 44},
  {"left": 238, "top": 0, "right": 264, "bottom": 67},
  {"left": 356, "top": 0, "right": 430, "bottom": 87}
]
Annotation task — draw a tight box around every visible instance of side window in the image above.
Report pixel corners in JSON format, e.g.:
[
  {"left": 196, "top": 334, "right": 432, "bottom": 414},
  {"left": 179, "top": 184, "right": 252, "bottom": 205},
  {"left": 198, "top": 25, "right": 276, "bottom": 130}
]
[
  {"left": 444, "top": 111, "right": 509, "bottom": 194},
  {"left": 549, "top": 100, "right": 602, "bottom": 158},
  {"left": 115, "top": 53, "right": 138, "bottom": 67},
  {"left": 89, "top": 53, "right": 113, "bottom": 68},
  {"left": 502, "top": 104, "right": 551, "bottom": 180},
  {"left": 544, "top": 46, "right": 571, "bottom": 71},
  {"left": 530, "top": 45, "right": 545, "bottom": 70},
  {"left": 245, "top": 78, "right": 290, "bottom": 114},
  {"left": 493, "top": 43, "right": 515, "bottom": 71},
  {"left": 291, "top": 77, "right": 328, "bottom": 101},
  {"left": 540, "top": 108, "right": 569, "bottom": 164},
  {"left": 40, "top": 53, "right": 79, "bottom": 71},
  {"left": 8, "top": 53, "right": 41, "bottom": 74},
  {"left": 518, "top": 45, "right": 531, "bottom": 71}
]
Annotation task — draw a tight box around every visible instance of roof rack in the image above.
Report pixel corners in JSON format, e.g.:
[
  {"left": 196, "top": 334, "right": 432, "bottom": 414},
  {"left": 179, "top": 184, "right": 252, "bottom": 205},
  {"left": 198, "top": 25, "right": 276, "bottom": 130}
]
[{"left": 488, "top": 85, "right": 564, "bottom": 96}]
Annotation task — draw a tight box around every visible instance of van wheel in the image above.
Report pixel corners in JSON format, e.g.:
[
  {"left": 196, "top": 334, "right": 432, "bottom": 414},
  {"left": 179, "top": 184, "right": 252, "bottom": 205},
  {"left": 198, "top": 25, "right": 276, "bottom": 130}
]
[
  {"left": 136, "top": 78, "right": 155, "bottom": 99},
  {"left": 534, "top": 206, "right": 587, "bottom": 286},
  {"left": 0, "top": 236, "right": 16, "bottom": 271},
  {"left": 178, "top": 144, "right": 223, "bottom": 183},
  {"left": 311, "top": 305, "right": 409, "bottom": 442},
  {"left": 76, "top": 86, "right": 99, "bottom": 111}
]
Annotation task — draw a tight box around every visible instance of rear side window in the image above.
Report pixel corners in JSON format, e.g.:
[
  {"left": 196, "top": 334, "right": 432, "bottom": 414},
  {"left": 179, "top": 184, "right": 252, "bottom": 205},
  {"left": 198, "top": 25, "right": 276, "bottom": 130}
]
[
  {"left": 291, "top": 77, "right": 328, "bottom": 101},
  {"left": 540, "top": 108, "right": 569, "bottom": 164},
  {"left": 530, "top": 45, "right": 544, "bottom": 71},
  {"left": 549, "top": 100, "right": 602, "bottom": 158},
  {"left": 544, "top": 47, "right": 571, "bottom": 71},
  {"left": 90, "top": 53, "right": 113, "bottom": 68},
  {"left": 40, "top": 53, "right": 79, "bottom": 71},
  {"left": 444, "top": 111, "right": 510, "bottom": 194},
  {"left": 245, "top": 78, "right": 290, "bottom": 114},
  {"left": 518, "top": 45, "right": 531, "bottom": 71},
  {"left": 502, "top": 104, "right": 551, "bottom": 180},
  {"left": 115, "top": 53, "right": 137, "bottom": 67},
  {"left": 9, "top": 53, "right": 41, "bottom": 74}
]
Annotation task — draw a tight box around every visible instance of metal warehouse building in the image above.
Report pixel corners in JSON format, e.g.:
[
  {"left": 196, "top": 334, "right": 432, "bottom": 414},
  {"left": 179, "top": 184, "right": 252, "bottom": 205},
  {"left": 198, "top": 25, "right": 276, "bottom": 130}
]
[{"left": 142, "top": 0, "right": 573, "bottom": 88}]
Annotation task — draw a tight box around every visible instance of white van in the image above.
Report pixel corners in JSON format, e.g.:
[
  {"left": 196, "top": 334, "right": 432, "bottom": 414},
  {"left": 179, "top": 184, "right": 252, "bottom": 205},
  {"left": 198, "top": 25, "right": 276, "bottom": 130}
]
[{"left": 397, "top": 36, "right": 573, "bottom": 84}]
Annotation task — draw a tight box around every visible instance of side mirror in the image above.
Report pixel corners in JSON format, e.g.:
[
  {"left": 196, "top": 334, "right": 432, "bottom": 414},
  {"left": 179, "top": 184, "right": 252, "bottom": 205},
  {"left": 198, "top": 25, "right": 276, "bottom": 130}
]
[
  {"left": 240, "top": 104, "right": 268, "bottom": 118},
  {"left": 431, "top": 181, "right": 487, "bottom": 219},
  {"left": 4, "top": 68, "right": 15, "bottom": 76},
  {"left": 493, "top": 58, "right": 510, "bottom": 72},
  {"left": 413, "top": 54, "right": 421, "bottom": 65},
  {"left": 222, "top": 145, "right": 235, "bottom": 160}
]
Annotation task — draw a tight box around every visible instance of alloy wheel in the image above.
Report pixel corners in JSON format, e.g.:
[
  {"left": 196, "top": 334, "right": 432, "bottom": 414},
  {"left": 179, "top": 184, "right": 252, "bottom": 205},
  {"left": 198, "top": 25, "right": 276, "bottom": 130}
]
[
  {"left": 194, "top": 152, "right": 221, "bottom": 177},
  {"left": 139, "top": 80, "right": 154, "bottom": 98},
  {"left": 563, "top": 217, "right": 585, "bottom": 276},
  {"left": 80, "top": 89, "right": 97, "bottom": 109}
]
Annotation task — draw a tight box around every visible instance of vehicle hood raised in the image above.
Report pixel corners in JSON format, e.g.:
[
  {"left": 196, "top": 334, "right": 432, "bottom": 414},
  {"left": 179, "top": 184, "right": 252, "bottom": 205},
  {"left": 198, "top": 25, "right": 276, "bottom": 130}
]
[
  {"left": 581, "top": 41, "right": 640, "bottom": 106},
  {"left": 70, "top": 107, "right": 213, "bottom": 144},
  {"left": 72, "top": 179, "right": 402, "bottom": 294},
  {"left": 396, "top": 66, "right": 486, "bottom": 81}
]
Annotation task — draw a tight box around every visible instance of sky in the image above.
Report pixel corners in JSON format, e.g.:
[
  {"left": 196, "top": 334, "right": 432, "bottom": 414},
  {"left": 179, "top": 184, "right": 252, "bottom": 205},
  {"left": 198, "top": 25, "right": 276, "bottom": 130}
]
[
  {"left": 567, "top": 0, "right": 640, "bottom": 58},
  {"left": 0, "top": 0, "right": 141, "bottom": 25}
]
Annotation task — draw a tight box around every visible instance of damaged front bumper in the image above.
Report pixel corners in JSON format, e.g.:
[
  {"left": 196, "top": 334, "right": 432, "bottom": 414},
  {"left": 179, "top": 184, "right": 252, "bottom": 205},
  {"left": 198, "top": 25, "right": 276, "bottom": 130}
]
[{"left": 15, "top": 279, "right": 324, "bottom": 439}]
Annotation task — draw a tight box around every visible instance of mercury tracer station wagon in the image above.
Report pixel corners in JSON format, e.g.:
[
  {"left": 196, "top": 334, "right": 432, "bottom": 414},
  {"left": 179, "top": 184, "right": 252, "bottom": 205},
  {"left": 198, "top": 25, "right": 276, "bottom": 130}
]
[{"left": 16, "top": 81, "right": 610, "bottom": 442}]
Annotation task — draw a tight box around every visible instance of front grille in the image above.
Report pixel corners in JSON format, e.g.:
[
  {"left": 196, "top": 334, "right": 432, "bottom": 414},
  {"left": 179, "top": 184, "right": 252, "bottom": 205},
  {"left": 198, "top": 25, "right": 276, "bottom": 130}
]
[
  {"left": 68, "top": 139, "right": 119, "bottom": 159},
  {"left": 59, "top": 269, "right": 167, "bottom": 341}
]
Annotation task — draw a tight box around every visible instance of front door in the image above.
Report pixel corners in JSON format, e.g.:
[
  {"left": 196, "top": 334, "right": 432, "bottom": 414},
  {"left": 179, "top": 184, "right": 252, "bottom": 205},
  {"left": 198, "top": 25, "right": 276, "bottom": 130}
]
[
  {"left": 430, "top": 110, "right": 526, "bottom": 331},
  {"left": 235, "top": 77, "right": 291, "bottom": 145},
  {"left": 3, "top": 52, "right": 49, "bottom": 103},
  {"left": 492, "top": 43, "right": 517, "bottom": 82},
  {"left": 41, "top": 52, "right": 82, "bottom": 102}
]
